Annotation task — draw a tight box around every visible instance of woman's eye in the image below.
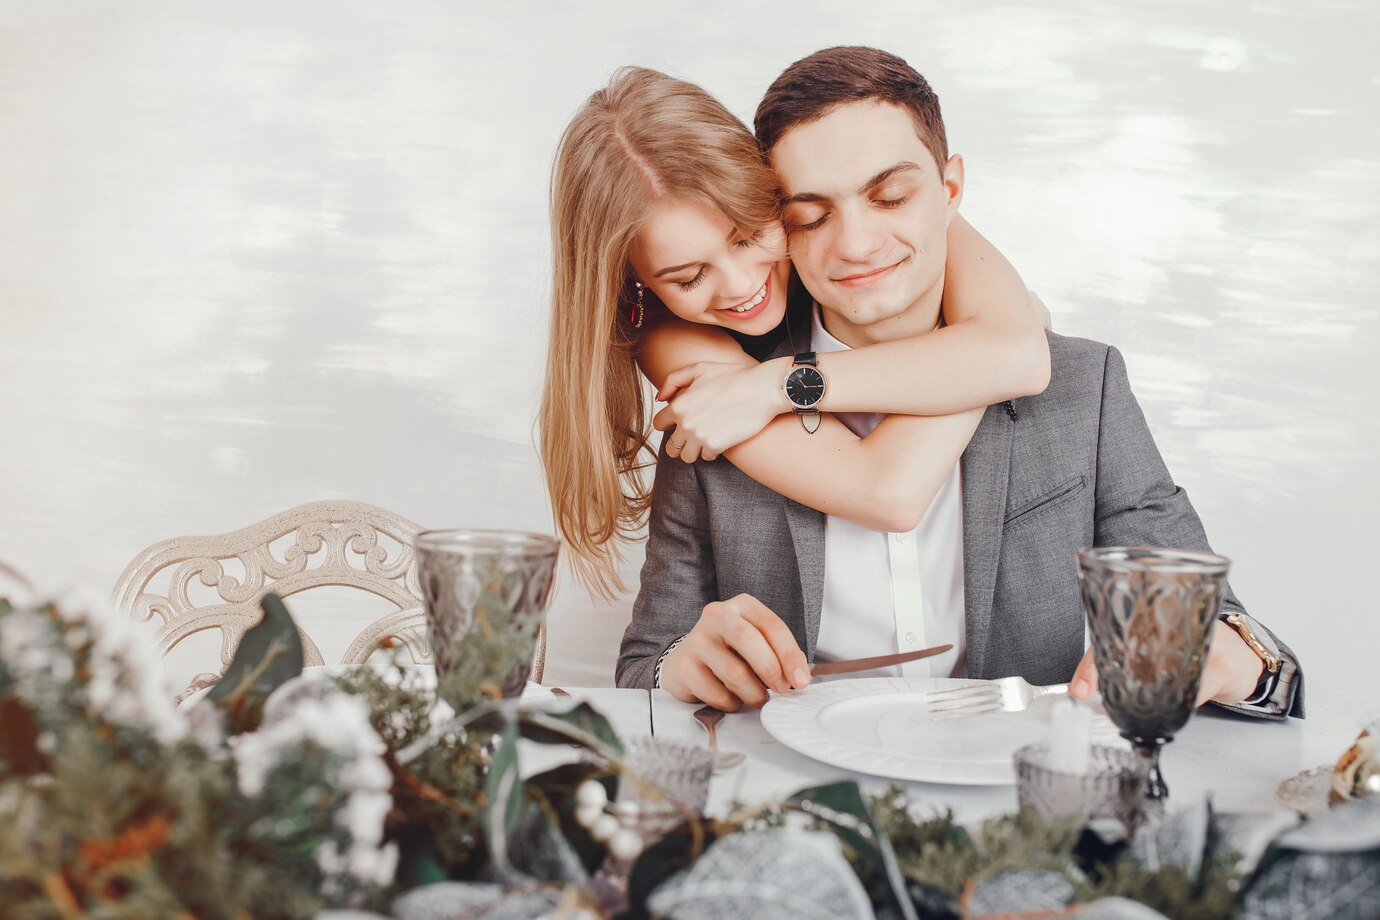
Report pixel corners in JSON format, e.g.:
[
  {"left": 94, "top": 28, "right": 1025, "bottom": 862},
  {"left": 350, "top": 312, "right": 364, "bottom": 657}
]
[
  {"left": 733, "top": 238, "right": 754, "bottom": 249},
  {"left": 675, "top": 270, "right": 706, "bottom": 291}
]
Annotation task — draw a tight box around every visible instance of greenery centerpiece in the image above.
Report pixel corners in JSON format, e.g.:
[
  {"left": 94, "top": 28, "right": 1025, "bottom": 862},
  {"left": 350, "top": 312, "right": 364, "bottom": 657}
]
[{"left": 0, "top": 586, "right": 1375, "bottom": 919}]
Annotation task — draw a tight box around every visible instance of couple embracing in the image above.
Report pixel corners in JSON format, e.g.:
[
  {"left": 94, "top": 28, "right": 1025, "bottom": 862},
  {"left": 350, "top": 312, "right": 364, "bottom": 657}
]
[{"left": 538, "top": 47, "right": 1303, "bottom": 721}]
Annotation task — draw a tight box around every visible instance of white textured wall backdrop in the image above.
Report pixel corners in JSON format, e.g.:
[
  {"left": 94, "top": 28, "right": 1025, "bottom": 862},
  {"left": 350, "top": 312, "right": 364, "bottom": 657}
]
[{"left": 1, "top": 2, "right": 1375, "bottom": 703}]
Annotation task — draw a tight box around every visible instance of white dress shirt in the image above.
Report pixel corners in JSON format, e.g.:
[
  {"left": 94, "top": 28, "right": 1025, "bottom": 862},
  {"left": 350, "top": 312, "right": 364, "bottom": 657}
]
[{"left": 810, "top": 307, "right": 968, "bottom": 679}]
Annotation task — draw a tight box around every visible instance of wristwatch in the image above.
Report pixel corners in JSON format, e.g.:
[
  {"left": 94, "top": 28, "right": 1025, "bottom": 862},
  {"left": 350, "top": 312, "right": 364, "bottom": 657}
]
[
  {"left": 783, "top": 352, "right": 826, "bottom": 433},
  {"left": 1220, "top": 611, "right": 1282, "bottom": 703}
]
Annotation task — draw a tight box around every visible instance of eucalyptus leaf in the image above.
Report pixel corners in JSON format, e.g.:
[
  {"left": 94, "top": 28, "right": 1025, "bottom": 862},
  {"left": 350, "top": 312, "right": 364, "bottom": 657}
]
[
  {"left": 517, "top": 701, "right": 623, "bottom": 755},
  {"left": 205, "top": 592, "right": 304, "bottom": 734},
  {"left": 647, "top": 830, "right": 874, "bottom": 920},
  {"left": 505, "top": 797, "right": 588, "bottom": 884},
  {"left": 526, "top": 762, "right": 615, "bottom": 874},
  {"left": 1240, "top": 850, "right": 1380, "bottom": 920},
  {"left": 627, "top": 821, "right": 720, "bottom": 920},
  {"left": 393, "top": 825, "right": 449, "bottom": 891},
  {"left": 787, "top": 781, "right": 918, "bottom": 920}
]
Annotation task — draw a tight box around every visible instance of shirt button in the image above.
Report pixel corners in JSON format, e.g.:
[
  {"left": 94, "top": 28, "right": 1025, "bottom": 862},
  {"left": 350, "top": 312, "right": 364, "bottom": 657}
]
[
  {"left": 904, "top": 631, "right": 916, "bottom": 643},
  {"left": 893, "top": 532, "right": 907, "bottom": 544}
]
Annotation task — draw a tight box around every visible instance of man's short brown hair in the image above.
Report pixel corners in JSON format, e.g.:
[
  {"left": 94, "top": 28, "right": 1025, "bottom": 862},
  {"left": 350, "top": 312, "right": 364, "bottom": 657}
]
[{"left": 754, "top": 46, "right": 948, "bottom": 173}]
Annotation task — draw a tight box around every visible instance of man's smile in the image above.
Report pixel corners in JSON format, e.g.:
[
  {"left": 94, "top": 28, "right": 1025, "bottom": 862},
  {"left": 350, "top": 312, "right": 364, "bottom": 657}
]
[{"left": 832, "top": 256, "right": 907, "bottom": 289}]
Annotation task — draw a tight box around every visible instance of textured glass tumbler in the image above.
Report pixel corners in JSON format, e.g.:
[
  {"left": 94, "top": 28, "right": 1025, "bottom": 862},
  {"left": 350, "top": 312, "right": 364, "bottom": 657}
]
[
  {"left": 1077, "top": 546, "right": 1229, "bottom": 804},
  {"left": 414, "top": 529, "right": 560, "bottom": 701},
  {"left": 1015, "top": 742, "right": 1149, "bottom": 832}
]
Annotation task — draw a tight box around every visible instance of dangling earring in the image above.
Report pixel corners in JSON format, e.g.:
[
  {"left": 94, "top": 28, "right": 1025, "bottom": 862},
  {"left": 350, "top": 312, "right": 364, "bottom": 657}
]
[{"left": 630, "top": 282, "right": 645, "bottom": 329}]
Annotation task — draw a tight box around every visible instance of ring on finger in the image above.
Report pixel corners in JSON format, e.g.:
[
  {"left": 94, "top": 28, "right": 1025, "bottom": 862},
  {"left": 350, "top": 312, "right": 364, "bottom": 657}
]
[{"left": 668, "top": 439, "right": 685, "bottom": 453}]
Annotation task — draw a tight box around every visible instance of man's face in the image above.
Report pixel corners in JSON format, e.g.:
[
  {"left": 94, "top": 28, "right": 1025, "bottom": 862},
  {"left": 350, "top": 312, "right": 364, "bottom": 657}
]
[{"left": 771, "top": 100, "right": 963, "bottom": 346}]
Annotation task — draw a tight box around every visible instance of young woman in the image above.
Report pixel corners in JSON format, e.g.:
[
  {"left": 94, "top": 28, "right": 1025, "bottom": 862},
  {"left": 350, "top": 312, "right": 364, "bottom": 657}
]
[{"left": 540, "top": 67, "right": 1049, "bottom": 599}]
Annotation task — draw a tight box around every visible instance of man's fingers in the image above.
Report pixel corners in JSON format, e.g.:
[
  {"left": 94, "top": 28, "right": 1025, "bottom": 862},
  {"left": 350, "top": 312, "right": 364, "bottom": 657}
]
[
  {"left": 664, "top": 653, "right": 742, "bottom": 712},
  {"left": 1069, "top": 649, "right": 1099, "bottom": 700},
  {"left": 702, "top": 645, "right": 770, "bottom": 709},
  {"left": 732, "top": 595, "right": 811, "bottom": 689},
  {"left": 713, "top": 618, "right": 790, "bottom": 694}
]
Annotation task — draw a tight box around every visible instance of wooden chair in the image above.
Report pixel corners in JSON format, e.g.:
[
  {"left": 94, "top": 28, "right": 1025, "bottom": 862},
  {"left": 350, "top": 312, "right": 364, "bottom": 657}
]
[{"left": 111, "top": 500, "right": 547, "bottom": 686}]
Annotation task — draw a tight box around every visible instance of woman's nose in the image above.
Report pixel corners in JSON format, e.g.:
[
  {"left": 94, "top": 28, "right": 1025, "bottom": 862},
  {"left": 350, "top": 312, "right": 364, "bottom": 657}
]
[{"left": 719, "top": 257, "right": 763, "bottom": 306}]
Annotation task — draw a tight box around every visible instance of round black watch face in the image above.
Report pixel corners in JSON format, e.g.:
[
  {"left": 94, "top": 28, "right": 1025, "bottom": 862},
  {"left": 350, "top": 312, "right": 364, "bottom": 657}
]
[{"left": 785, "top": 366, "right": 826, "bottom": 408}]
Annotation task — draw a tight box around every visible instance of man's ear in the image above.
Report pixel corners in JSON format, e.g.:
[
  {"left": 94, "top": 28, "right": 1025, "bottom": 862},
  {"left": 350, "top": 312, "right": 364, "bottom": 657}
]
[{"left": 943, "top": 154, "right": 965, "bottom": 219}]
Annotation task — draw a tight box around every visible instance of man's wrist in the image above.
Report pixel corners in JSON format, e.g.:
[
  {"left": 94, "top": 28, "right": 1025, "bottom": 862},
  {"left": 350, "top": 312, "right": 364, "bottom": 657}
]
[{"left": 652, "top": 634, "right": 688, "bottom": 689}]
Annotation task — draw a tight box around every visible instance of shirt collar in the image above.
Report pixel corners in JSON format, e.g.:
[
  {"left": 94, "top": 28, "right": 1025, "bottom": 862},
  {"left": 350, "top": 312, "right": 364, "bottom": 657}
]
[{"left": 810, "top": 301, "right": 852, "bottom": 355}]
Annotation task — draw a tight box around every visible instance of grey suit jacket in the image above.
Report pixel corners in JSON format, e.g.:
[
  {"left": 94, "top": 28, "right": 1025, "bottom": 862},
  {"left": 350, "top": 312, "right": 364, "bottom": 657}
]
[{"left": 618, "top": 332, "right": 1304, "bottom": 718}]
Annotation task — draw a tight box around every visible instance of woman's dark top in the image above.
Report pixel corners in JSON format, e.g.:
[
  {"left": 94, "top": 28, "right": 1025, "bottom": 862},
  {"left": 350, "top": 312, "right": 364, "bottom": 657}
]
[{"left": 726, "top": 270, "right": 814, "bottom": 362}]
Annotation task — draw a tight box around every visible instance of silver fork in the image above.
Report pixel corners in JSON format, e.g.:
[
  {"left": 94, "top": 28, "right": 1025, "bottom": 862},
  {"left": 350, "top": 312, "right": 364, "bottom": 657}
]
[{"left": 926, "top": 677, "right": 1070, "bottom": 720}]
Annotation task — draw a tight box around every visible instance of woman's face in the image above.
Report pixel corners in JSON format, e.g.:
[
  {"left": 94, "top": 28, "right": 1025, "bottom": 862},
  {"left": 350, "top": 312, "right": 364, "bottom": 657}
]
[{"left": 628, "top": 197, "right": 791, "bottom": 337}]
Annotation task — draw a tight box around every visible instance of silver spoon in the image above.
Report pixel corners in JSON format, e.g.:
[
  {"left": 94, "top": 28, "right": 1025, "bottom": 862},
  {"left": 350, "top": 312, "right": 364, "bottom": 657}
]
[{"left": 693, "top": 706, "right": 746, "bottom": 772}]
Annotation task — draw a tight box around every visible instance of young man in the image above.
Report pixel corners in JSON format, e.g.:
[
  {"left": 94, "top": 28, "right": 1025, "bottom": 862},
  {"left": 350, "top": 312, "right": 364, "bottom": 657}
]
[{"left": 617, "top": 47, "right": 1302, "bottom": 721}]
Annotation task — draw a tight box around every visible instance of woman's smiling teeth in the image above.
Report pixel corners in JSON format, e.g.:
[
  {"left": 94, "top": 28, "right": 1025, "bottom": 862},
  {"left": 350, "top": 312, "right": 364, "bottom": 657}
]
[{"left": 725, "top": 279, "right": 769, "bottom": 313}]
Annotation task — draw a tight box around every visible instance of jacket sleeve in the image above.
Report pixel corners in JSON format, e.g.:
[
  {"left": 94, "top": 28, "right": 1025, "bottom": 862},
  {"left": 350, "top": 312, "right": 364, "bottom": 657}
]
[
  {"left": 1091, "top": 345, "right": 1304, "bottom": 719},
  {"left": 615, "top": 445, "right": 720, "bottom": 689}
]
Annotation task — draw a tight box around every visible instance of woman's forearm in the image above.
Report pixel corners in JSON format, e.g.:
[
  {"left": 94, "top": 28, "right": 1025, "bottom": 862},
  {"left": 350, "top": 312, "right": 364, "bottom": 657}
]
[
  {"left": 810, "top": 318, "right": 1049, "bottom": 415},
  {"left": 777, "top": 213, "right": 1051, "bottom": 417},
  {"left": 722, "top": 408, "right": 982, "bottom": 533}
]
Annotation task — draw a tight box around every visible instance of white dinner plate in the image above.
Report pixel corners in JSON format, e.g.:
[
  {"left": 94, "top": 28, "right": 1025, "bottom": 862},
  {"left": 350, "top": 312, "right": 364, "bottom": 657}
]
[{"left": 759, "top": 676, "right": 1123, "bottom": 786}]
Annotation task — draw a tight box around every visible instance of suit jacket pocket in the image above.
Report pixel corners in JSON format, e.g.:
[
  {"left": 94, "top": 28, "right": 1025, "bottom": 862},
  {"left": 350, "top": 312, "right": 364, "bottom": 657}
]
[{"left": 1004, "top": 475, "right": 1088, "bottom": 529}]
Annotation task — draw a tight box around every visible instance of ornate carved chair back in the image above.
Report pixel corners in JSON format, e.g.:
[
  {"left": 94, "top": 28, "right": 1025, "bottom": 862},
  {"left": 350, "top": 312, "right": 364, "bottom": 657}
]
[{"left": 111, "top": 501, "right": 547, "bottom": 683}]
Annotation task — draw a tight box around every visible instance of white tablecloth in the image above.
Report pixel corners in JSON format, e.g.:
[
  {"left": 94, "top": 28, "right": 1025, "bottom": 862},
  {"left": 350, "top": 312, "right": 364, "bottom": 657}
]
[{"left": 545, "top": 685, "right": 1370, "bottom": 824}]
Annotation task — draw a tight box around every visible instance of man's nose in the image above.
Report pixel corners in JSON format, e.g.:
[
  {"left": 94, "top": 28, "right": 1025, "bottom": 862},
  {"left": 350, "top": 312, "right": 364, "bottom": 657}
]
[{"left": 831, "top": 209, "right": 885, "bottom": 264}]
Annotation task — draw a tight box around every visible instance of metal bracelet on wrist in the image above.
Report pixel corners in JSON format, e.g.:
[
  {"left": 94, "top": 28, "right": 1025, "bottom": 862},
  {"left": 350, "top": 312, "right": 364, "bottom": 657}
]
[{"left": 653, "top": 634, "right": 688, "bottom": 689}]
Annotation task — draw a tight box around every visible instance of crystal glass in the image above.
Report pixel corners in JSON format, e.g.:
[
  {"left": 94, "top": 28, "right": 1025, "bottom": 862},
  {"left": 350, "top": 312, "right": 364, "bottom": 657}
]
[
  {"left": 1015, "top": 742, "right": 1148, "bottom": 832},
  {"left": 1077, "top": 546, "right": 1229, "bottom": 805},
  {"left": 414, "top": 529, "right": 560, "bottom": 700}
]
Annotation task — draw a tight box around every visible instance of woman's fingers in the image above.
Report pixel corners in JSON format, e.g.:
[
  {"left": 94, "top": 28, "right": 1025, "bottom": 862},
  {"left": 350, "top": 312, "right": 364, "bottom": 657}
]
[
  {"left": 657, "top": 364, "right": 703, "bottom": 401},
  {"left": 652, "top": 403, "right": 678, "bottom": 432}
]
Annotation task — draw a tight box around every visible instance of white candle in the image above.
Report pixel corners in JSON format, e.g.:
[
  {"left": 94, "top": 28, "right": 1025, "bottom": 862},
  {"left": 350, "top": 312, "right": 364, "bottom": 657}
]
[{"left": 1047, "top": 697, "right": 1092, "bottom": 775}]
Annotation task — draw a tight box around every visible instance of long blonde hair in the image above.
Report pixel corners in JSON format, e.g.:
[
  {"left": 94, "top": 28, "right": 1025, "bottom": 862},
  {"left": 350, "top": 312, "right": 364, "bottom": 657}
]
[{"left": 539, "top": 67, "right": 781, "bottom": 599}]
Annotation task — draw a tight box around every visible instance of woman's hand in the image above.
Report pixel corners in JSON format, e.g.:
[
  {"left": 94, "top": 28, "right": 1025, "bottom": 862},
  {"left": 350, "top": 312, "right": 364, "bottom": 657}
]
[
  {"left": 653, "top": 357, "right": 789, "bottom": 463},
  {"left": 1028, "top": 289, "right": 1052, "bottom": 331}
]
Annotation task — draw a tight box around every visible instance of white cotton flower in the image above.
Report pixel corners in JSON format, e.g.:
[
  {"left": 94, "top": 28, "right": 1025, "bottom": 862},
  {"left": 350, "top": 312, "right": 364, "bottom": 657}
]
[
  {"left": 0, "top": 607, "right": 52, "bottom": 678},
  {"left": 1, "top": 593, "right": 188, "bottom": 745},
  {"left": 61, "top": 592, "right": 186, "bottom": 745},
  {"left": 233, "top": 685, "right": 397, "bottom": 891},
  {"left": 430, "top": 697, "right": 456, "bottom": 727}
]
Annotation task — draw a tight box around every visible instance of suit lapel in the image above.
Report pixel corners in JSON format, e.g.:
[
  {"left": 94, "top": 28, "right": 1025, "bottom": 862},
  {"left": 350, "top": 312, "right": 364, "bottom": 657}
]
[
  {"left": 961, "top": 406, "right": 1014, "bottom": 678},
  {"left": 781, "top": 495, "right": 825, "bottom": 658}
]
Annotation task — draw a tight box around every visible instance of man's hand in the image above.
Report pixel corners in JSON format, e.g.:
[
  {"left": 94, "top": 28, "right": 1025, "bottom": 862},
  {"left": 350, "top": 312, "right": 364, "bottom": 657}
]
[
  {"left": 653, "top": 358, "right": 787, "bottom": 463},
  {"left": 1069, "top": 619, "right": 1266, "bottom": 706},
  {"left": 658, "top": 594, "right": 812, "bottom": 710}
]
